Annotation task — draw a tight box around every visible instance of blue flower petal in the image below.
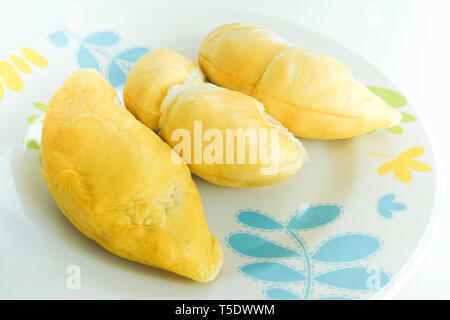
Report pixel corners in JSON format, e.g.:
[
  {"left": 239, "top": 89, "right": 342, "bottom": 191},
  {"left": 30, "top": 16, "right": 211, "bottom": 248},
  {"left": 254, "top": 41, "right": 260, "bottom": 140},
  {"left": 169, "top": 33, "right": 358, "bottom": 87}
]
[
  {"left": 228, "top": 233, "right": 300, "bottom": 258},
  {"left": 84, "top": 32, "right": 119, "bottom": 46},
  {"left": 241, "top": 262, "right": 305, "bottom": 283},
  {"left": 77, "top": 44, "right": 99, "bottom": 70},
  {"left": 237, "top": 210, "right": 284, "bottom": 230},
  {"left": 389, "top": 202, "right": 407, "bottom": 211},
  {"left": 49, "top": 30, "right": 68, "bottom": 47},
  {"left": 108, "top": 60, "right": 127, "bottom": 87},
  {"left": 287, "top": 205, "right": 341, "bottom": 230},
  {"left": 312, "top": 234, "right": 381, "bottom": 262},
  {"left": 380, "top": 194, "right": 395, "bottom": 203},
  {"left": 115, "top": 47, "right": 149, "bottom": 62},
  {"left": 377, "top": 194, "right": 407, "bottom": 219}
]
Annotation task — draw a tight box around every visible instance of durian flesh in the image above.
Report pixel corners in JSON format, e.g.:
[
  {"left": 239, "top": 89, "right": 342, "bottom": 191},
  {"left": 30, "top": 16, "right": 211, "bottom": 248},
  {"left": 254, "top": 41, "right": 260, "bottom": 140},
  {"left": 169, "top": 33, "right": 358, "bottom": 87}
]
[
  {"left": 40, "top": 69, "right": 223, "bottom": 282},
  {"left": 123, "top": 48, "right": 204, "bottom": 131},
  {"left": 198, "top": 23, "right": 402, "bottom": 140},
  {"left": 125, "top": 49, "right": 307, "bottom": 188},
  {"left": 159, "top": 82, "right": 307, "bottom": 188}
]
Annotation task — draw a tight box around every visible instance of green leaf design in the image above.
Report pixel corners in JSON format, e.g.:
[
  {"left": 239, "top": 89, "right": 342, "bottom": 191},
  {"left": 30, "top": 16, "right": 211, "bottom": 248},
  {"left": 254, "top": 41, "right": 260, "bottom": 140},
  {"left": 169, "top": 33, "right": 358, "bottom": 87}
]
[
  {"left": 33, "top": 102, "right": 48, "bottom": 112},
  {"left": 386, "top": 125, "right": 404, "bottom": 134},
  {"left": 367, "top": 86, "right": 407, "bottom": 108},
  {"left": 401, "top": 111, "right": 416, "bottom": 123},
  {"left": 26, "top": 115, "right": 39, "bottom": 123},
  {"left": 26, "top": 140, "right": 40, "bottom": 149}
]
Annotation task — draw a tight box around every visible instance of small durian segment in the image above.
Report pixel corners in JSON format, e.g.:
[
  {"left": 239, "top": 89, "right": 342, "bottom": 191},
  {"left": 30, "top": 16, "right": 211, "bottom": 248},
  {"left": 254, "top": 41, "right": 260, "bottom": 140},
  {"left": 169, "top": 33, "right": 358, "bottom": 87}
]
[
  {"left": 123, "top": 48, "right": 205, "bottom": 131},
  {"left": 41, "top": 69, "right": 222, "bottom": 282},
  {"left": 252, "top": 48, "right": 402, "bottom": 139},
  {"left": 159, "top": 82, "right": 307, "bottom": 188},
  {"left": 198, "top": 23, "right": 402, "bottom": 140},
  {"left": 198, "top": 23, "right": 290, "bottom": 95}
]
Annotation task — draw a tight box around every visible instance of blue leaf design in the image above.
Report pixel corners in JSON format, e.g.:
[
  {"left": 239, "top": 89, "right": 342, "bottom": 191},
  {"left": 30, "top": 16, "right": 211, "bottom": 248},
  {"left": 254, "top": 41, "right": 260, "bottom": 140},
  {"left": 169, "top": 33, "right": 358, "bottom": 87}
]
[
  {"left": 315, "top": 267, "right": 390, "bottom": 290},
  {"left": 241, "top": 262, "right": 305, "bottom": 283},
  {"left": 77, "top": 44, "right": 99, "bottom": 70},
  {"left": 237, "top": 210, "right": 284, "bottom": 230},
  {"left": 287, "top": 205, "right": 341, "bottom": 230},
  {"left": 49, "top": 30, "right": 68, "bottom": 47},
  {"left": 265, "top": 287, "right": 300, "bottom": 300},
  {"left": 312, "top": 234, "right": 381, "bottom": 262},
  {"left": 115, "top": 47, "right": 149, "bottom": 62},
  {"left": 84, "top": 32, "right": 119, "bottom": 46},
  {"left": 228, "top": 233, "right": 300, "bottom": 258},
  {"left": 377, "top": 194, "right": 407, "bottom": 219},
  {"left": 108, "top": 60, "right": 127, "bottom": 87}
]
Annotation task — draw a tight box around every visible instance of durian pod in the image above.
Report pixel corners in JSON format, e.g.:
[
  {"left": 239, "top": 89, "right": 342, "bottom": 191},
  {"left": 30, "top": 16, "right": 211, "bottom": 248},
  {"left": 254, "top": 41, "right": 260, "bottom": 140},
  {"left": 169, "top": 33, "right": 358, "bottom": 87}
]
[
  {"left": 41, "top": 69, "right": 222, "bottom": 282},
  {"left": 159, "top": 82, "right": 307, "bottom": 188},
  {"left": 124, "top": 49, "right": 307, "bottom": 188},
  {"left": 124, "top": 48, "right": 205, "bottom": 131},
  {"left": 198, "top": 23, "right": 402, "bottom": 140}
]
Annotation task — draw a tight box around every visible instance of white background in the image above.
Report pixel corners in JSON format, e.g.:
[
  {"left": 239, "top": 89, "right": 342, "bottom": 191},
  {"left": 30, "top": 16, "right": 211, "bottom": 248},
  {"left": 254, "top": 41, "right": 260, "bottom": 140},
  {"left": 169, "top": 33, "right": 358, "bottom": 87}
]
[{"left": 1, "top": 0, "right": 449, "bottom": 299}]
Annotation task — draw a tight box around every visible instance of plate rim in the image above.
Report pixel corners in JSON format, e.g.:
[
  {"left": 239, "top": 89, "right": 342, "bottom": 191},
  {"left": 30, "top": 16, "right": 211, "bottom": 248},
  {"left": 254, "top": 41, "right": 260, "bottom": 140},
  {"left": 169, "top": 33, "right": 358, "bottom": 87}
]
[{"left": 0, "top": 6, "right": 442, "bottom": 300}]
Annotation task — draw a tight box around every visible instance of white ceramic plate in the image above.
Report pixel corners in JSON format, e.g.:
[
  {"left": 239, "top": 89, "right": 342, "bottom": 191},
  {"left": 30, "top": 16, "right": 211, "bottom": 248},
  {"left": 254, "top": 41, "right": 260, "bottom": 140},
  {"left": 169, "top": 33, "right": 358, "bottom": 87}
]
[{"left": 0, "top": 7, "right": 437, "bottom": 300}]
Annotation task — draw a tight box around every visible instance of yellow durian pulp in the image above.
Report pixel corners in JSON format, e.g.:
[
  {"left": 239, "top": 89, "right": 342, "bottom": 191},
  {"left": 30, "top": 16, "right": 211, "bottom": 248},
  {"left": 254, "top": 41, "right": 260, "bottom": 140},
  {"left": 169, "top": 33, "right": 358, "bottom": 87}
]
[
  {"left": 125, "top": 49, "right": 307, "bottom": 188},
  {"left": 198, "top": 23, "right": 402, "bottom": 140},
  {"left": 159, "top": 82, "right": 307, "bottom": 188},
  {"left": 41, "top": 69, "right": 223, "bottom": 282},
  {"left": 123, "top": 48, "right": 205, "bottom": 131}
]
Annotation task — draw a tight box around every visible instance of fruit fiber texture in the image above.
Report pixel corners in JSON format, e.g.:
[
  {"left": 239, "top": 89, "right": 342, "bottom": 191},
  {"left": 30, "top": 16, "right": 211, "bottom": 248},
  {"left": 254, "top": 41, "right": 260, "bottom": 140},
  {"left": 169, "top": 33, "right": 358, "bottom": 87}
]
[
  {"left": 159, "top": 81, "right": 307, "bottom": 188},
  {"left": 123, "top": 48, "right": 205, "bottom": 131},
  {"left": 40, "top": 69, "right": 222, "bottom": 282},
  {"left": 198, "top": 23, "right": 402, "bottom": 140}
]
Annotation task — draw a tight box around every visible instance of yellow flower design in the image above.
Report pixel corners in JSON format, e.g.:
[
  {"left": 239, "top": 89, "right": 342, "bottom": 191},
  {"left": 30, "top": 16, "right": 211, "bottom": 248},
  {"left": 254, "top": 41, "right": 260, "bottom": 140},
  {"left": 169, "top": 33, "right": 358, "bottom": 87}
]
[
  {"left": 370, "top": 147, "right": 431, "bottom": 183},
  {"left": 10, "top": 54, "right": 32, "bottom": 74},
  {"left": 0, "top": 47, "right": 48, "bottom": 100},
  {"left": 0, "top": 60, "right": 23, "bottom": 92}
]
